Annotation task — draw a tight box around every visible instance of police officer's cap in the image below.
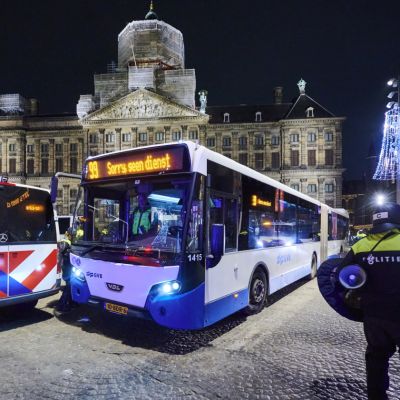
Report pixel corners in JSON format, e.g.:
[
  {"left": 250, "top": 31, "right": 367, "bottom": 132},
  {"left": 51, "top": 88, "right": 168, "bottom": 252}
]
[{"left": 370, "top": 202, "right": 400, "bottom": 234}]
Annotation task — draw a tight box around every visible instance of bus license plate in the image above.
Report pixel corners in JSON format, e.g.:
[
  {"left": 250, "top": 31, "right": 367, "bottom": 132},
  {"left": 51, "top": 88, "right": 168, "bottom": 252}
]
[{"left": 104, "top": 302, "right": 128, "bottom": 315}]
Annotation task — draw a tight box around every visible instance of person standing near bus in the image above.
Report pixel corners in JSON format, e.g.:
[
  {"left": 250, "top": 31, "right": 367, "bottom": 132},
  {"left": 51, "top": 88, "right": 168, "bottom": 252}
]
[
  {"left": 338, "top": 202, "right": 400, "bottom": 400},
  {"left": 56, "top": 229, "right": 74, "bottom": 313}
]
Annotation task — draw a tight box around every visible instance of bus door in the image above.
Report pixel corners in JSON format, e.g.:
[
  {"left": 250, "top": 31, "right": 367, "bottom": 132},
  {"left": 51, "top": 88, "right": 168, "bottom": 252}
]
[
  {"left": 205, "top": 190, "right": 240, "bottom": 303},
  {"left": 0, "top": 242, "right": 9, "bottom": 298}
]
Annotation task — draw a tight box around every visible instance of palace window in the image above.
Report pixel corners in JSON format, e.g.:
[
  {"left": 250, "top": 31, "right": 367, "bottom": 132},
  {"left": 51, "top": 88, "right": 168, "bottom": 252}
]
[
  {"left": 307, "top": 184, "right": 317, "bottom": 193},
  {"left": 90, "top": 150, "right": 98, "bottom": 157},
  {"left": 41, "top": 143, "right": 49, "bottom": 153},
  {"left": 70, "top": 189, "right": 78, "bottom": 198},
  {"left": 239, "top": 136, "right": 247, "bottom": 150},
  {"left": 255, "top": 111, "right": 262, "bottom": 122},
  {"left": 238, "top": 153, "right": 248, "bottom": 166},
  {"left": 155, "top": 132, "right": 164, "bottom": 141},
  {"left": 139, "top": 132, "right": 147, "bottom": 142},
  {"left": 206, "top": 138, "right": 216, "bottom": 147},
  {"left": 291, "top": 150, "right": 299, "bottom": 167},
  {"left": 306, "top": 107, "right": 314, "bottom": 118},
  {"left": 325, "top": 183, "right": 334, "bottom": 193},
  {"left": 325, "top": 149, "right": 334, "bottom": 165},
  {"left": 9, "top": 143, "right": 16, "bottom": 152},
  {"left": 223, "top": 153, "right": 231, "bottom": 158},
  {"left": 223, "top": 113, "right": 230, "bottom": 123},
  {"left": 70, "top": 157, "right": 78, "bottom": 174},
  {"left": 122, "top": 133, "right": 131, "bottom": 142},
  {"left": 222, "top": 136, "right": 231, "bottom": 147},
  {"left": 56, "top": 158, "right": 63, "bottom": 172},
  {"left": 254, "top": 135, "right": 264, "bottom": 146},
  {"left": 271, "top": 152, "right": 280, "bottom": 169},
  {"left": 89, "top": 134, "right": 98, "bottom": 144},
  {"left": 55, "top": 143, "right": 63, "bottom": 153},
  {"left": 254, "top": 153, "right": 264, "bottom": 169},
  {"left": 106, "top": 133, "right": 115, "bottom": 143},
  {"left": 325, "top": 131, "right": 334, "bottom": 142},
  {"left": 307, "top": 132, "right": 317, "bottom": 142},
  {"left": 9, "top": 159, "right": 16, "bottom": 173},
  {"left": 290, "top": 133, "right": 299, "bottom": 143},
  {"left": 172, "top": 131, "right": 181, "bottom": 141},
  {"left": 189, "top": 130, "right": 198, "bottom": 140},
  {"left": 27, "top": 144, "right": 34, "bottom": 153},
  {"left": 41, "top": 159, "right": 49, "bottom": 174},
  {"left": 291, "top": 183, "right": 300, "bottom": 191},
  {"left": 70, "top": 143, "right": 78, "bottom": 152},
  {"left": 308, "top": 149, "right": 316, "bottom": 166},
  {"left": 271, "top": 136, "right": 280, "bottom": 146},
  {"left": 27, "top": 159, "right": 34, "bottom": 174}
]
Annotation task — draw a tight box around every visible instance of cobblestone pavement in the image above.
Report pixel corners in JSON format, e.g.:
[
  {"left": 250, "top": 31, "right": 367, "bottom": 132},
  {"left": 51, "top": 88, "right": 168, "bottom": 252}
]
[{"left": 0, "top": 279, "right": 399, "bottom": 400}]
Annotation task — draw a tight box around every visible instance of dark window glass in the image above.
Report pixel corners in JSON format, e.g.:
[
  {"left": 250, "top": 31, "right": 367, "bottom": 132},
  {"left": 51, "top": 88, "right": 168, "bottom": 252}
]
[
  {"left": 56, "top": 158, "right": 63, "bottom": 172},
  {"left": 208, "top": 161, "right": 241, "bottom": 194},
  {"left": 325, "top": 149, "right": 334, "bottom": 165},
  {"left": 9, "top": 159, "right": 16, "bottom": 173},
  {"left": 271, "top": 152, "right": 280, "bottom": 169},
  {"left": 308, "top": 150, "right": 316, "bottom": 166},
  {"left": 254, "top": 135, "right": 264, "bottom": 146},
  {"left": 271, "top": 136, "right": 279, "bottom": 146},
  {"left": 255, "top": 153, "right": 264, "bottom": 169},
  {"left": 41, "top": 144, "right": 49, "bottom": 153},
  {"left": 70, "top": 143, "right": 78, "bottom": 152},
  {"left": 55, "top": 143, "right": 63, "bottom": 153},
  {"left": 291, "top": 150, "right": 299, "bottom": 167},
  {"left": 239, "top": 153, "right": 248, "bottom": 166},
  {"left": 328, "top": 213, "right": 348, "bottom": 240},
  {"left": 27, "top": 144, "right": 34, "bottom": 153},
  {"left": 222, "top": 137, "right": 231, "bottom": 147},
  {"left": 239, "top": 137, "right": 247, "bottom": 149},
  {"left": 297, "top": 198, "right": 320, "bottom": 242},
  {"left": 70, "top": 157, "right": 77, "bottom": 174},
  {"left": 27, "top": 159, "right": 34, "bottom": 174},
  {"left": 41, "top": 159, "right": 48, "bottom": 174},
  {"left": 206, "top": 138, "right": 216, "bottom": 147},
  {"left": 0, "top": 186, "right": 56, "bottom": 243}
]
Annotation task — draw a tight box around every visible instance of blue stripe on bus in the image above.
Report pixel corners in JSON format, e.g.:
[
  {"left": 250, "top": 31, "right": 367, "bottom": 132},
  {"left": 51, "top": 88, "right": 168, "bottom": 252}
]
[
  {"left": 204, "top": 289, "right": 249, "bottom": 327},
  {"left": 8, "top": 276, "right": 31, "bottom": 296}
]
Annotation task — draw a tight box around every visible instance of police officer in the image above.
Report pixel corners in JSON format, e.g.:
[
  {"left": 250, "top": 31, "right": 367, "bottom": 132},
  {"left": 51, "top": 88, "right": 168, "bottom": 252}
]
[
  {"left": 131, "top": 191, "right": 158, "bottom": 237},
  {"left": 56, "top": 229, "right": 74, "bottom": 313},
  {"left": 338, "top": 202, "right": 400, "bottom": 400}
]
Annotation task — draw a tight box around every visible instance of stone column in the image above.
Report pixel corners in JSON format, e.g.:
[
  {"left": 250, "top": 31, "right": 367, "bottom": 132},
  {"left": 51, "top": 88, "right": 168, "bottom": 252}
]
[
  {"left": 318, "top": 177, "right": 325, "bottom": 202},
  {"left": 181, "top": 125, "right": 188, "bottom": 141},
  {"left": 78, "top": 138, "right": 84, "bottom": 173},
  {"left": 232, "top": 131, "right": 238, "bottom": 161},
  {"left": 63, "top": 138, "right": 70, "bottom": 173},
  {"left": 115, "top": 128, "right": 122, "bottom": 151},
  {"left": 147, "top": 127, "right": 154, "bottom": 145},
  {"left": 164, "top": 126, "right": 171, "bottom": 143},
  {"left": 34, "top": 139, "right": 41, "bottom": 175},
  {"left": 131, "top": 127, "right": 138, "bottom": 148},
  {"left": 248, "top": 131, "right": 254, "bottom": 168}
]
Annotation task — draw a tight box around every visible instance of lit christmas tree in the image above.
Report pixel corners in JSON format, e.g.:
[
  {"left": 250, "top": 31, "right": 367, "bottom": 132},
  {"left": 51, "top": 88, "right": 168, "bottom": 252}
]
[{"left": 373, "top": 103, "right": 400, "bottom": 182}]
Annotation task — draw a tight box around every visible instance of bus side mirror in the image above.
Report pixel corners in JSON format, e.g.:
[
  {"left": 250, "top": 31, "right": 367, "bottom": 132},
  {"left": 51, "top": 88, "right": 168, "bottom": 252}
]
[
  {"left": 207, "top": 224, "right": 225, "bottom": 268},
  {"left": 50, "top": 176, "right": 58, "bottom": 204}
]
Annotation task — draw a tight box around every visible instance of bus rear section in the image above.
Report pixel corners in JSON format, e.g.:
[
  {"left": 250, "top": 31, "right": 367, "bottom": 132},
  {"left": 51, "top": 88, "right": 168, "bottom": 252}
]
[{"left": 0, "top": 180, "right": 61, "bottom": 308}]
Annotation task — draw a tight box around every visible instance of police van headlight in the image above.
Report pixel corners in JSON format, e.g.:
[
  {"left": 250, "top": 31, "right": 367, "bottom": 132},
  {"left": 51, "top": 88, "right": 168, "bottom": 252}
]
[
  {"left": 159, "top": 280, "right": 181, "bottom": 295},
  {"left": 72, "top": 266, "right": 86, "bottom": 282}
]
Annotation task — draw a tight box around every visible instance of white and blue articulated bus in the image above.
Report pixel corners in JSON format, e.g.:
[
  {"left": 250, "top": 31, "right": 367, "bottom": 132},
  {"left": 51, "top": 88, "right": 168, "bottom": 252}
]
[{"left": 69, "top": 142, "right": 349, "bottom": 330}]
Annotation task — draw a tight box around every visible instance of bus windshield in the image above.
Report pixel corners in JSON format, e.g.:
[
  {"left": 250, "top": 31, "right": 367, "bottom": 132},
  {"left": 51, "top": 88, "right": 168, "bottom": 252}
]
[{"left": 71, "top": 175, "right": 194, "bottom": 254}]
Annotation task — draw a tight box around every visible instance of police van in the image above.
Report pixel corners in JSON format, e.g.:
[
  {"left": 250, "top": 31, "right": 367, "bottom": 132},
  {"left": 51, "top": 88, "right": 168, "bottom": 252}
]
[{"left": 0, "top": 176, "right": 61, "bottom": 310}]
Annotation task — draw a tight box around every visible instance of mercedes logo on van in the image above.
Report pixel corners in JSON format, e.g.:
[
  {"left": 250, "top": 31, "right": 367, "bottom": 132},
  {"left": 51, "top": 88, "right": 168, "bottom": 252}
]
[
  {"left": 106, "top": 282, "right": 124, "bottom": 292},
  {"left": 0, "top": 233, "right": 8, "bottom": 243}
]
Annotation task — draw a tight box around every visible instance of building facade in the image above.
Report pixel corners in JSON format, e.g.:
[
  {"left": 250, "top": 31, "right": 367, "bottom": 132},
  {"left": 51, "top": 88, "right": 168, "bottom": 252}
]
[{"left": 0, "top": 4, "right": 345, "bottom": 216}]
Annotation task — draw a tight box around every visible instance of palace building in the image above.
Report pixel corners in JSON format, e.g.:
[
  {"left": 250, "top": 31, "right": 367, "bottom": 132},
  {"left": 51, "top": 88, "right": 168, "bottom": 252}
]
[{"left": 0, "top": 3, "right": 345, "bottom": 215}]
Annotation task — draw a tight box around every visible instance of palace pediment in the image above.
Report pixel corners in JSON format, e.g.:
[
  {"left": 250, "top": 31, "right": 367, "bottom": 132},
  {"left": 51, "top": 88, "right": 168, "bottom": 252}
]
[{"left": 82, "top": 89, "right": 204, "bottom": 123}]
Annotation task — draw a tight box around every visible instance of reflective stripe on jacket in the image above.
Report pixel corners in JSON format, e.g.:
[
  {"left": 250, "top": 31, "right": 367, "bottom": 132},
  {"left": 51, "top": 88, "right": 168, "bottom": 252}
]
[{"left": 132, "top": 208, "right": 151, "bottom": 235}]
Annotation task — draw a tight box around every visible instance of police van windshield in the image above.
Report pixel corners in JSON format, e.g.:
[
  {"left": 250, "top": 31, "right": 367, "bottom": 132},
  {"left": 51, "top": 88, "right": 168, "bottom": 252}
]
[
  {"left": 71, "top": 175, "right": 193, "bottom": 254},
  {"left": 0, "top": 185, "right": 56, "bottom": 243}
]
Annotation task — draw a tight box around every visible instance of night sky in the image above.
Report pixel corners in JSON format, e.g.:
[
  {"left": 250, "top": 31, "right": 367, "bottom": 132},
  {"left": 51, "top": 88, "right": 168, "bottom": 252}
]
[{"left": 1, "top": 0, "right": 400, "bottom": 180}]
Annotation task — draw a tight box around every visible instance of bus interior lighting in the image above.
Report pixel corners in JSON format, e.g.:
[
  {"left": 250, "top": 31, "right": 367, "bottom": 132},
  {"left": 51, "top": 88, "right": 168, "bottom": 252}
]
[{"left": 148, "top": 193, "right": 181, "bottom": 204}]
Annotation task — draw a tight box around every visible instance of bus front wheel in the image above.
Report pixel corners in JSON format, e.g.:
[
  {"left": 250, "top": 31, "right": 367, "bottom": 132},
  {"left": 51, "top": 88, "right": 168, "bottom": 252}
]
[{"left": 244, "top": 269, "right": 268, "bottom": 315}]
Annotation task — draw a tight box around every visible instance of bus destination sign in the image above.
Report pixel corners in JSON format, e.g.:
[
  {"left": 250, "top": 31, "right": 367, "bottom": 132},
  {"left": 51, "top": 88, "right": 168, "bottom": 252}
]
[{"left": 85, "top": 146, "right": 188, "bottom": 180}]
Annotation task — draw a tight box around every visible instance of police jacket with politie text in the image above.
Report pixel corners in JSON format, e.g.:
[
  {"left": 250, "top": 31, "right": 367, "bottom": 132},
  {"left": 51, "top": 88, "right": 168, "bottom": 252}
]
[{"left": 339, "top": 228, "right": 400, "bottom": 322}]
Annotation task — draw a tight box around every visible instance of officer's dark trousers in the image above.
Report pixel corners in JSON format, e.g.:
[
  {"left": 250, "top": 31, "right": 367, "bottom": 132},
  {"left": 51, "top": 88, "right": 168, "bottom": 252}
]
[{"left": 363, "top": 317, "right": 400, "bottom": 400}]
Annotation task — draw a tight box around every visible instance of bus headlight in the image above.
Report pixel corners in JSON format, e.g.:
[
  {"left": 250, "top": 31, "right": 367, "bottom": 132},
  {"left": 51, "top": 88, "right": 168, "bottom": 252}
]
[
  {"left": 72, "top": 266, "right": 86, "bottom": 282},
  {"left": 159, "top": 280, "right": 181, "bottom": 295}
]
